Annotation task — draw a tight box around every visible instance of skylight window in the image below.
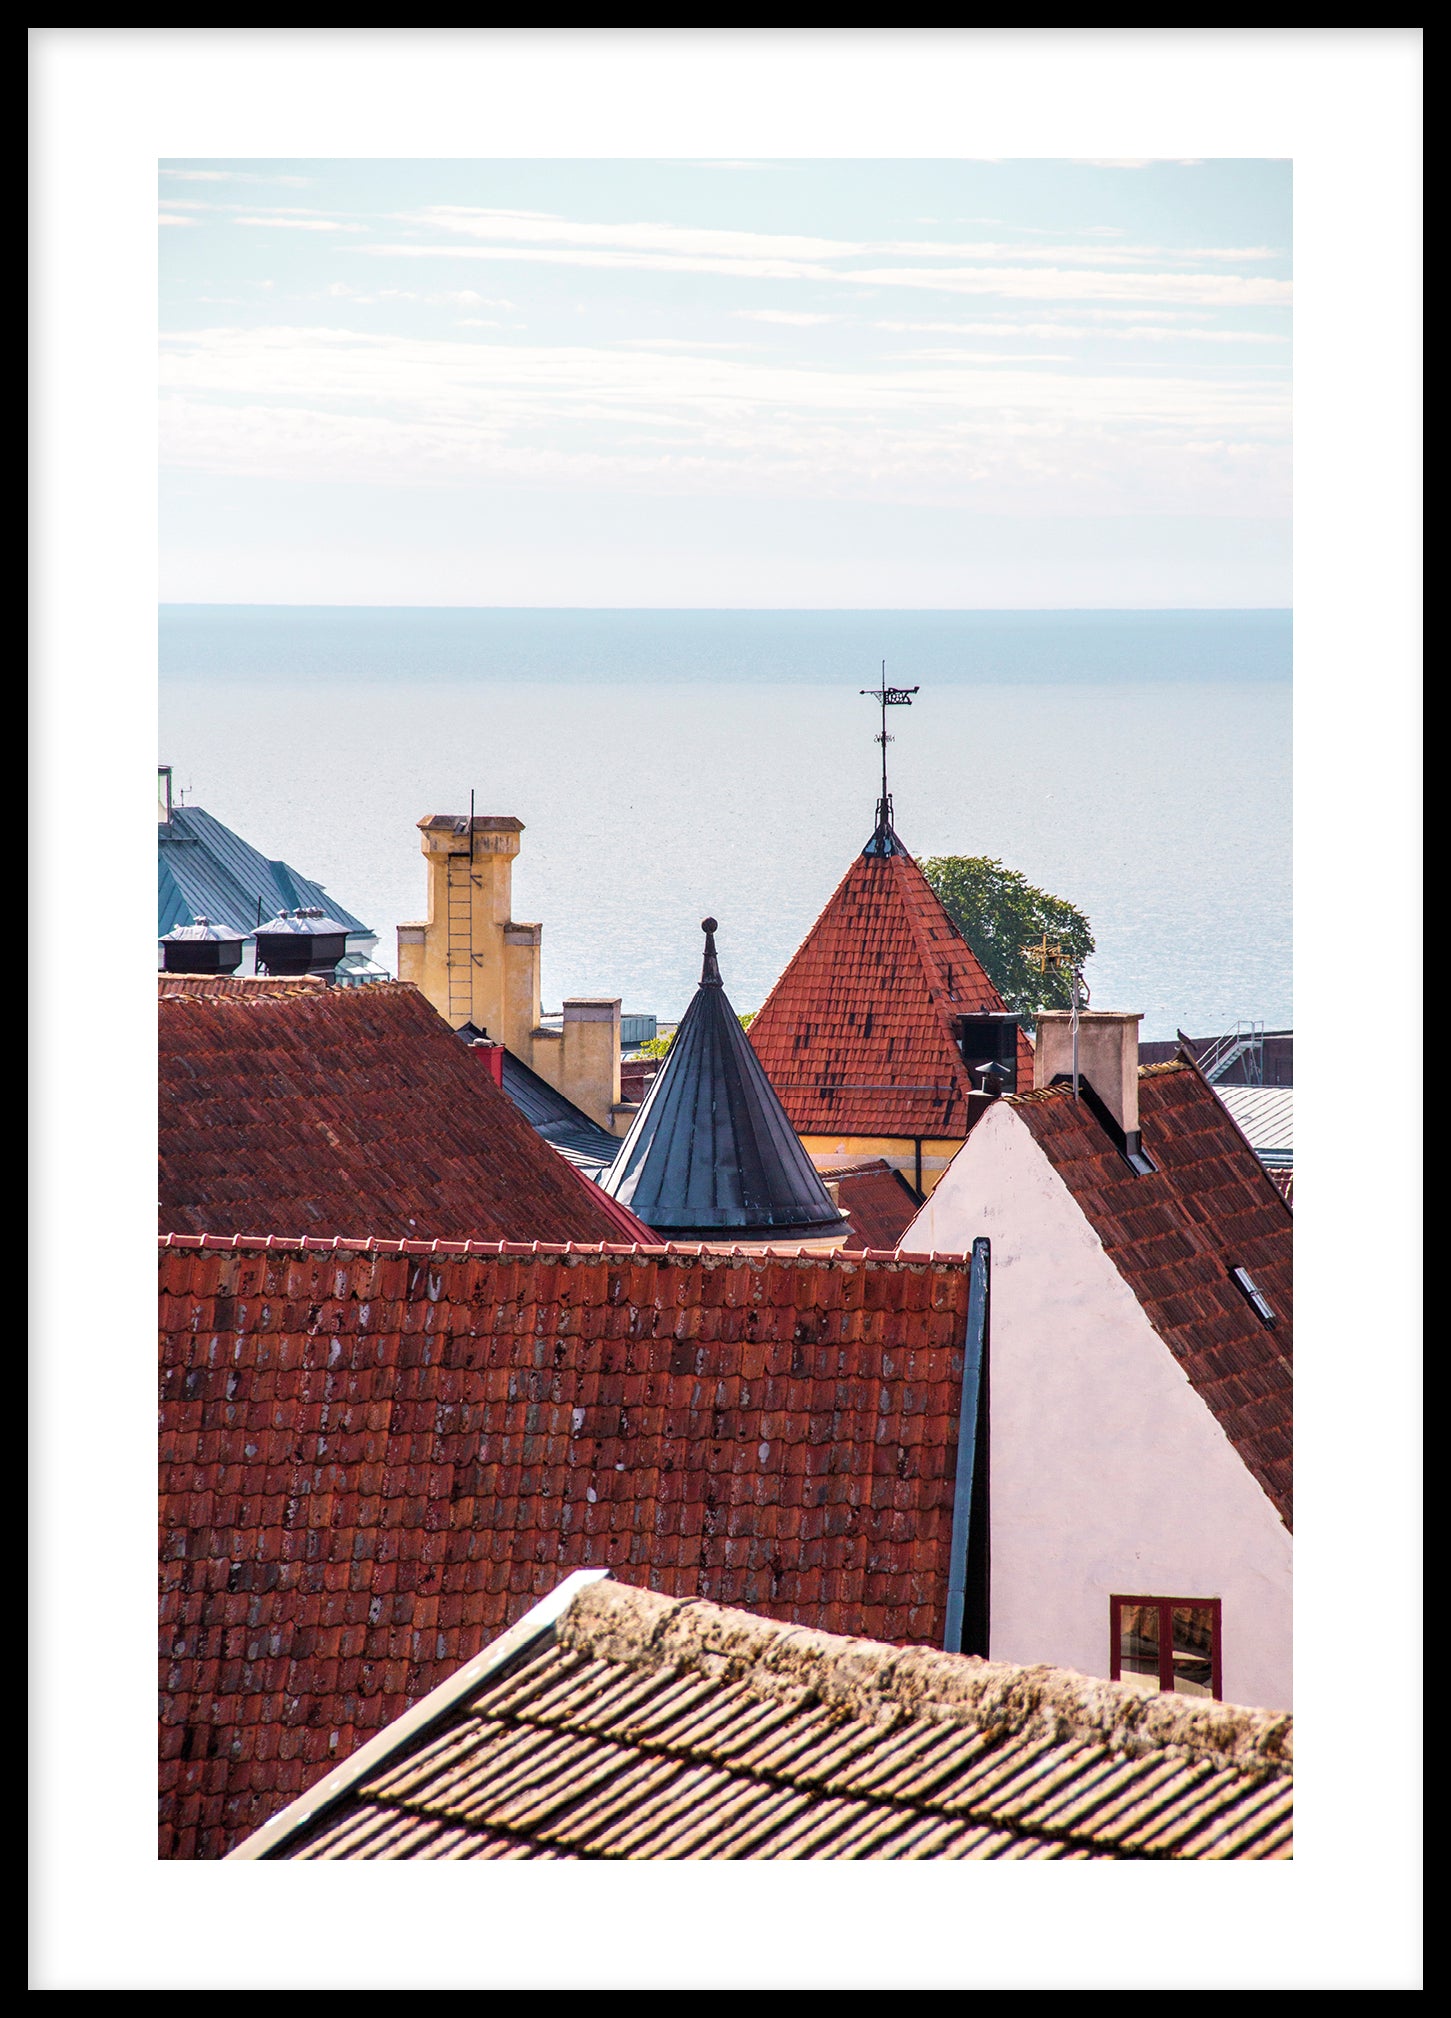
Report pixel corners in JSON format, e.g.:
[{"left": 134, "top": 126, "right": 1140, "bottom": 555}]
[{"left": 1231, "top": 1266, "right": 1276, "bottom": 1325}]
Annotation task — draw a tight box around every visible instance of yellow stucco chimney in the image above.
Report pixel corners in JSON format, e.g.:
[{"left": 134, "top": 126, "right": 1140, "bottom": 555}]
[
  {"left": 396, "top": 813, "right": 627, "bottom": 1130},
  {"left": 397, "top": 815, "right": 542, "bottom": 1054}
]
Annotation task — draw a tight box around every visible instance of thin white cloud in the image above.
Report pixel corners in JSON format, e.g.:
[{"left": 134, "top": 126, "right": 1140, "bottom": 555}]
[
  {"left": 159, "top": 215, "right": 196, "bottom": 228},
  {"left": 735, "top": 309, "right": 837, "bottom": 326},
  {"left": 158, "top": 322, "right": 1289, "bottom": 522},
  {"left": 625, "top": 338, "right": 767, "bottom": 351},
  {"left": 1113, "top": 326, "right": 1288, "bottom": 344},
  {"left": 327, "top": 282, "right": 516, "bottom": 308},
  {"left": 897, "top": 349, "right": 1079, "bottom": 363},
  {"left": 875, "top": 316, "right": 1287, "bottom": 345},
  {"left": 412, "top": 207, "right": 854, "bottom": 262},
  {"left": 162, "top": 168, "right": 312, "bottom": 185},
  {"left": 395, "top": 207, "right": 1279, "bottom": 267},
  {"left": 236, "top": 217, "right": 367, "bottom": 233},
  {"left": 845, "top": 264, "right": 1290, "bottom": 307},
  {"left": 360, "top": 239, "right": 1289, "bottom": 307}
]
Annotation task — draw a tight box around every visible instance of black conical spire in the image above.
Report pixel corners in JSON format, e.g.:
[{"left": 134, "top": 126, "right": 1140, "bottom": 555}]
[{"left": 601, "top": 918, "right": 844, "bottom": 1237}]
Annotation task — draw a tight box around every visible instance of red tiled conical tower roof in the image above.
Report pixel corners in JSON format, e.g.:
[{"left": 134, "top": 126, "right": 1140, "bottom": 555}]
[{"left": 748, "top": 825, "right": 1034, "bottom": 1139}]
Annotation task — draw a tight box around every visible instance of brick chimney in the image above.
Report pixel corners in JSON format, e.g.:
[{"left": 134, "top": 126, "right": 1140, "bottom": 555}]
[
  {"left": 1034, "top": 1010, "right": 1143, "bottom": 1138},
  {"left": 467, "top": 1037, "right": 506, "bottom": 1089}
]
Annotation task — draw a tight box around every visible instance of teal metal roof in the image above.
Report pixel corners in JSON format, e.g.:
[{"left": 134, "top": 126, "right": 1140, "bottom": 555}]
[{"left": 158, "top": 804, "right": 370, "bottom": 942}]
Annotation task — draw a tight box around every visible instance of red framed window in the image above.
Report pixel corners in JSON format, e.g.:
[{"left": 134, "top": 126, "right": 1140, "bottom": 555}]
[{"left": 1110, "top": 1596, "right": 1222, "bottom": 1701}]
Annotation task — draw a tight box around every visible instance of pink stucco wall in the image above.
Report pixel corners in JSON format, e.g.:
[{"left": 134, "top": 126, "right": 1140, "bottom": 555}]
[{"left": 902, "top": 1103, "right": 1292, "bottom": 1712}]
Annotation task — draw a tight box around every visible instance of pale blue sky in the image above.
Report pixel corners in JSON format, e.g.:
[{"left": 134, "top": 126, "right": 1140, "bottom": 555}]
[{"left": 160, "top": 157, "right": 1290, "bottom": 606}]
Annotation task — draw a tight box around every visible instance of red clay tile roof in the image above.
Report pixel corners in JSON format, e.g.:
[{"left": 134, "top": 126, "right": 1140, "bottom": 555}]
[
  {"left": 747, "top": 845, "right": 1035, "bottom": 1138},
  {"left": 158, "top": 977, "right": 650, "bottom": 1247},
  {"left": 158, "top": 1234, "right": 973, "bottom": 1858},
  {"left": 1010, "top": 1061, "right": 1293, "bottom": 1528},
  {"left": 832, "top": 1158, "right": 926, "bottom": 1252}
]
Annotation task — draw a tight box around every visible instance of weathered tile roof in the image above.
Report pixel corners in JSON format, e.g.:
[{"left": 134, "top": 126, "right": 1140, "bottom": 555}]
[
  {"left": 158, "top": 974, "right": 326, "bottom": 1001},
  {"left": 158, "top": 978, "right": 649, "bottom": 1247},
  {"left": 747, "top": 839, "right": 1035, "bottom": 1138},
  {"left": 158, "top": 1235, "right": 973, "bottom": 1858},
  {"left": 832, "top": 1158, "right": 925, "bottom": 1252},
  {"left": 1009, "top": 1061, "right": 1293, "bottom": 1526},
  {"left": 235, "top": 1576, "right": 1293, "bottom": 1861}
]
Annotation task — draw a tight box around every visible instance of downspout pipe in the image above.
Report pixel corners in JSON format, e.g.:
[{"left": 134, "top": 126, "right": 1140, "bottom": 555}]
[{"left": 943, "top": 1236, "right": 990, "bottom": 1657}]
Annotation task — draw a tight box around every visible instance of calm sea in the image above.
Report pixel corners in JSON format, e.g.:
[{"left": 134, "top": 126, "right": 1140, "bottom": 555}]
[{"left": 159, "top": 608, "right": 1291, "bottom": 1041}]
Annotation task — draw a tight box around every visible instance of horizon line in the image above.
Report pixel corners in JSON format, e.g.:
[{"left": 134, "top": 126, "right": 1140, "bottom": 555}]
[{"left": 159, "top": 602, "right": 1293, "bottom": 614}]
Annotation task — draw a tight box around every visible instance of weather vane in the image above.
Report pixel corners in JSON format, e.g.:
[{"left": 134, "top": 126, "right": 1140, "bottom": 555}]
[
  {"left": 1023, "top": 932, "right": 1090, "bottom": 1101},
  {"left": 860, "top": 664, "right": 919, "bottom": 838}
]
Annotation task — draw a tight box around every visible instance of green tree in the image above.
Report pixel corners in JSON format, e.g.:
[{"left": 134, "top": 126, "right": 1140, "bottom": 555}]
[
  {"left": 633, "top": 1010, "right": 754, "bottom": 1060},
  {"left": 919, "top": 856, "right": 1094, "bottom": 1019}
]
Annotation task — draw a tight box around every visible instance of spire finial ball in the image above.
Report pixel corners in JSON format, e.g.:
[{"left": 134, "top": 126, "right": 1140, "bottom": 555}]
[{"left": 702, "top": 916, "right": 718, "bottom": 934}]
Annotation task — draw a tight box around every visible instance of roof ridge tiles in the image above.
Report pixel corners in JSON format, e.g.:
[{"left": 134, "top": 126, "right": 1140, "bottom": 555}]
[
  {"left": 563, "top": 1581, "right": 1292, "bottom": 1776},
  {"left": 1003, "top": 1061, "right": 1192, "bottom": 1110},
  {"left": 155, "top": 1230, "right": 967, "bottom": 1273}
]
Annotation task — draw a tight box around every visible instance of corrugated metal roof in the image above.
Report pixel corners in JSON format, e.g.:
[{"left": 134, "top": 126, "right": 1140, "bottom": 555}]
[
  {"left": 237, "top": 1578, "right": 1292, "bottom": 1862},
  {"left": 499, "top": 1049, "right": 624, "bottom": 1181},
  {"left": 603, "top": 921, "right": 842, "bottom": 1234},
  {"left": 157, "top": 803, "right": 370, "bottom": 942},
  {"left": 1215, "top": 1085, "right": 1293, "bottom": 1158}
]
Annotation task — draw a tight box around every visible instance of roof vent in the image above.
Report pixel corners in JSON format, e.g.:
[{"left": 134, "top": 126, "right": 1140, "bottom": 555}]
[
  {"left": 254, "top": 906, "right": 350, "bottom": 981},
  {"left": 159, "top": 914, "right": 245, "bottom": 976},
  {"left": 1230, "top": 1266, "right": 1276, "bottom": 1326}
]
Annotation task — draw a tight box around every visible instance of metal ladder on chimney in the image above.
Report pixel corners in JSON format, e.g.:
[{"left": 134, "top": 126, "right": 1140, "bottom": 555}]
[
  {"left": 1197, "top": 1020, "right": 1265, "bottom": 1086},
  {"left": 445, "top": 851, "right": 474, "bottom": 1026}
]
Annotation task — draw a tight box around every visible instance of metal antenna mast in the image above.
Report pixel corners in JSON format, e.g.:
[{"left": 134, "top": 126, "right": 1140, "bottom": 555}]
[
  {"left": 1023, "top": 932, "right": 1090, "bottom": 1101},
  {"left": 859, "top": 664, "right": 919, "bottom": 836}
]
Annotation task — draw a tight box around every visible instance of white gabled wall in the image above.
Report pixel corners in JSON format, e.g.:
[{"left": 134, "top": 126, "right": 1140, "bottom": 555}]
[{"left": 902, "top": 1103, "right": 1292, "bottom": 1712}]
